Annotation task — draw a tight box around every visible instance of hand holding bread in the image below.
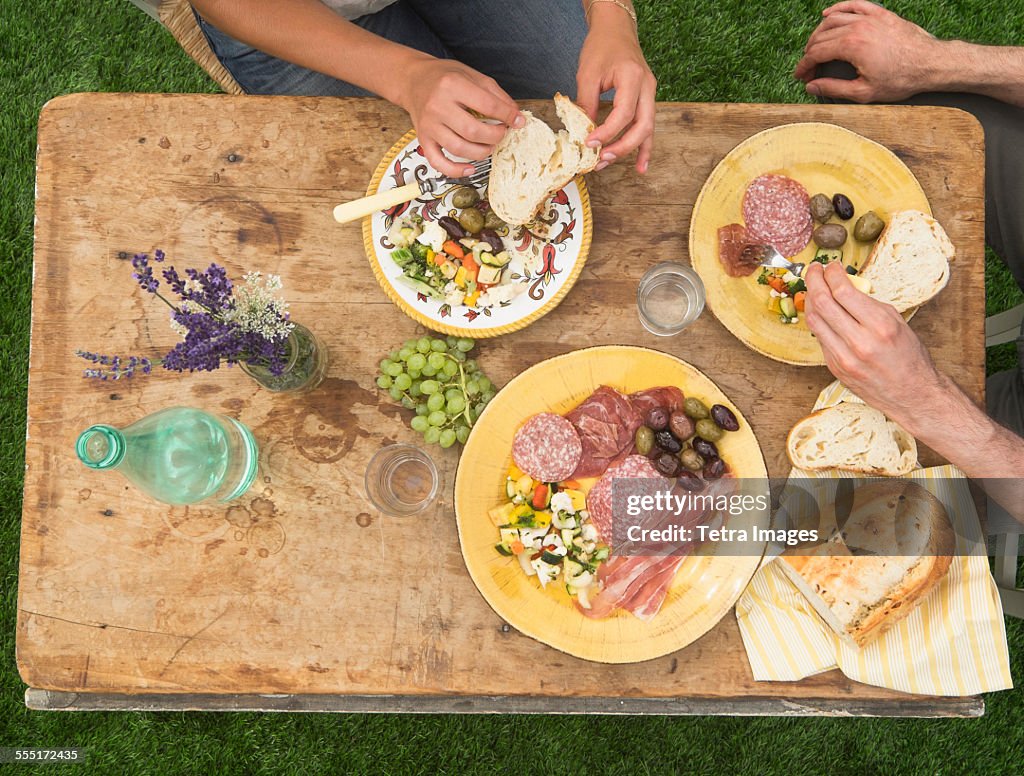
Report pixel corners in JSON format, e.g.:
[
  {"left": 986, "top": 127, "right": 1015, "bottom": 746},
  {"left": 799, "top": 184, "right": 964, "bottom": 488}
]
[
  {"left": 576, "top": 1, "right": 657, "bottom": 173},
  {"left": 399, "top": 58, "right": 525, "bottom": 179}
]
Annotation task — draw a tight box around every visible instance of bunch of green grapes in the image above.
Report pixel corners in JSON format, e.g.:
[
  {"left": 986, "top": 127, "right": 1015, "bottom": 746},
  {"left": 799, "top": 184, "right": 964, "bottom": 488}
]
[{"left": 376, "top": 336, "right": 497, "bottom": 448}]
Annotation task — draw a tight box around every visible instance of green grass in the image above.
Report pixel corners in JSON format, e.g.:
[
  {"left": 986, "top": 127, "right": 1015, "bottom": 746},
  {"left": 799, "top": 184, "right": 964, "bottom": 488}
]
[{"left": 1, "top": 0, "right": 1022, "bottom": 772}]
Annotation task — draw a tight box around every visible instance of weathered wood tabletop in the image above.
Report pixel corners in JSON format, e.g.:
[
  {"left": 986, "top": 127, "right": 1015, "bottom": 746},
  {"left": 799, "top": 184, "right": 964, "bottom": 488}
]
[{"left": 18, "top": 94, "right": 986, "bottom": 716}]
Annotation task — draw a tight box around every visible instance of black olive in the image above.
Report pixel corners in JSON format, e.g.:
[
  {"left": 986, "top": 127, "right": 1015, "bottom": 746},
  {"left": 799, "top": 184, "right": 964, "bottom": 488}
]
[
  {"left": 710, "top": 404, "right": 739, "bottom": 432},
  {"left": 646, "top": 407, "right": 669, "bottom": 431},
  {"left": 692, "top": 437, "right": 718, "bottom": 459},
  {"left": 676, "top": 470, "right": 705, "bottom": 492},
  {"left": 832, "top": 193, "right": 855, "bottom": 221},
  {"left": 703, "top": 457, "right": 727, "bottom": 479},
  {"left": 654, "top": 452, "right": 681, "bottom": 477},
  {"left": 438, "top": 215, "right": 467, "bottom": 239},
  {"left": 654, "top": 429, "right": 682, "bottom": 454}
]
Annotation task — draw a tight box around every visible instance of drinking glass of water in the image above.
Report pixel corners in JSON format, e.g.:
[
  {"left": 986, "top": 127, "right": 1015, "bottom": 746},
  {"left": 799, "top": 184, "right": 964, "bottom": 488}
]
[
  {"left": 636, "top": 262, "right": 706, "bottom": 336},
  {"left": 364, "top": 444, "right": 440, "bottom": 516}
]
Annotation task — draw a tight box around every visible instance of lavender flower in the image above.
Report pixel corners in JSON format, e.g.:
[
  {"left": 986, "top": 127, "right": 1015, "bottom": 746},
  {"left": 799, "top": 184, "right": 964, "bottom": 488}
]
[
  {"left": 75, "top": 351, "right": 152, "bottom": 380},
  {"left": 77, "top": 249, "right": 294, "bottom": 380}
]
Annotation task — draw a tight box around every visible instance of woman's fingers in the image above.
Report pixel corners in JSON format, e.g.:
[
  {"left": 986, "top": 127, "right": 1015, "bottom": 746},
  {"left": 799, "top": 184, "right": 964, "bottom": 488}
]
[
  {"left": 587, "top": 75, "right": 640, "bottom": 148},
  {"left": 418, "top": 136, "right": 472, "bottom": 178},
  {"left": 600, "top": 74, "right": 656, "bottom": 167},
  {"left": 432, "top": 125, "right": 495, "bottom": 162}
]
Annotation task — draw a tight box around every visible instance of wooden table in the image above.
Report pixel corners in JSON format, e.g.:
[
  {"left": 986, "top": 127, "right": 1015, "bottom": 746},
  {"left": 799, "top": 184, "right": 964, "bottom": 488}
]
[{"left": 18, "top": 94, "right": 986, "bottom": 716}]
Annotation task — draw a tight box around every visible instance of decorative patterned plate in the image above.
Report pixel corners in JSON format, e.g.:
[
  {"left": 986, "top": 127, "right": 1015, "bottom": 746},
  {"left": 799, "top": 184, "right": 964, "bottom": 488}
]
[
  {"left": 689, "top": 123, "right": 931, "bottom": 366},
  {"left": 454, "top": 345, "right": 769, "bottom": 663},
  {"left": 362, "top": 130, "right": 593, "bottom": 337}
]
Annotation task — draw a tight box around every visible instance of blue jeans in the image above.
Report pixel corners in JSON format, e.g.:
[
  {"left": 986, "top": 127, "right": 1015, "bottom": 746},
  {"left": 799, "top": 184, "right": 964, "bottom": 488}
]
[{"left": 194, "top": 0, "right": 588, "bottom": 99}]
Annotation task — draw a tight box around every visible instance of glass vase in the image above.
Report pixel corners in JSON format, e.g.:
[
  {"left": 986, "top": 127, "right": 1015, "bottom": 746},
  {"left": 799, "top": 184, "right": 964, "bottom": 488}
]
[
  {"left": 75, "top": 407, "right": 259, "bottom": 505},
  {"left": 240, "top": 322, "right": 328, "bottom": 393}
]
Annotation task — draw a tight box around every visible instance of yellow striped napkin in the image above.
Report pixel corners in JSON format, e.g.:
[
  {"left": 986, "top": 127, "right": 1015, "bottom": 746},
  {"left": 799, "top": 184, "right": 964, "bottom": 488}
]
[{"left": 735, "top": 381, "right": 1013, "bottom": 695}]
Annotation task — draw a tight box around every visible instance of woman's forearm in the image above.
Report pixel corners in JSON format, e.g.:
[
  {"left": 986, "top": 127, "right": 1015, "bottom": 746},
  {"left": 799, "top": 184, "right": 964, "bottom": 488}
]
[
  {"left": 926, "top": 40, "right": 1024, "bottom": 108},
  {"left": 191, "top": 0, "right": 431, "bottom": 105}
]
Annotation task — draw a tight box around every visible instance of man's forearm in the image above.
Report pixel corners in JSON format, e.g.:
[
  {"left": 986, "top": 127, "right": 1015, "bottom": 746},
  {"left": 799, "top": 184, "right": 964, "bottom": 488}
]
[
  {"left": 898, "top": 374, "right": 1024, "bottom": 519},
  {"left": 191, "top": 0, "right": 430, "bottom": 105},
  {"left": 925, "top": 40, "right": 1024, "bottom": 107}
]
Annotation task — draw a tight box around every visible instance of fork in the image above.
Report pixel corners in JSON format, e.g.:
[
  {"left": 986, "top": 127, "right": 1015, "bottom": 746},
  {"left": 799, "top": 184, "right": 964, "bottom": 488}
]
[
  {"left": 740, "top": 243, "right": 806, "bottom": 277},
  {"left": 332, "top": 158, "right": 492, "bottom": 224}
]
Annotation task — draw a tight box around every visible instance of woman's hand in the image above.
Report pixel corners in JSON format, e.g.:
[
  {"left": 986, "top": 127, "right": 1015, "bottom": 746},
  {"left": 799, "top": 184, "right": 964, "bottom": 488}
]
[
  {"left": 576, "top": 4, "right": 657, "bottom": 173},
  {"left": 399, "top": 58, "right": 525, "bottom": 178},
  {"left": 793, "top": 0, "right": 942, "bottom": 103}
]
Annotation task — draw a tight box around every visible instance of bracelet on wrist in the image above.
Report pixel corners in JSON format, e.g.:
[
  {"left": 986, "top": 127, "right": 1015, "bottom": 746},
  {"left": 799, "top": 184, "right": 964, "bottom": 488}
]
[{"left": 586, "top": 0, "right": 638, "bottom": 28}]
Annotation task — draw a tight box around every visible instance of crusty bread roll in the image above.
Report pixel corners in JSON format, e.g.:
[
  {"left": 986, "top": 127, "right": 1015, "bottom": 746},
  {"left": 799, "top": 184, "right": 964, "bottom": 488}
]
[
  {"left": 777, "top": 480, "right": 955, "bottom": 648},
  {"left": 488, "top": 94, "right": 599, "bottom": 226},
  {"left": 859, "top": 210, "right": 954, "bottom": 313},
  {"left": 787, "top": 402, "right": 918, "bottom": 477}
]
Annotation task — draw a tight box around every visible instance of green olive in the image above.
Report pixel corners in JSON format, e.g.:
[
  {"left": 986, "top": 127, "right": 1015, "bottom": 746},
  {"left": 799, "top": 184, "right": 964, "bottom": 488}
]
[
  {"left": 683, "top": 397, "right": 710, "bottom": 420},
  {"left": 679, "top": 447, "right": 705, "bottom": 471},
  {"left": 451, "top": 186, "right": 480, "bottom": 209},
  {"left": 483, "top": 210, "right": 506, "bottom": 230},
  {"left": 853, "top": 211, "right": 885, "bottom": 242},
  {"left": 695, "top": 418, "right": 724, "bottom": 442},
  {"left": 457, "top": 207, "right": 485, "bottom": 234},
  {"left": 635, "top": 426, "right": 655, "bottom": 456}
]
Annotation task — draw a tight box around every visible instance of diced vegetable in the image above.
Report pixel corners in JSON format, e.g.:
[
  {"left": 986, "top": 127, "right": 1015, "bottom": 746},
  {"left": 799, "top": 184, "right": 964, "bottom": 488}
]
[
  {"left": 794, "top": 291, "right": 806, "bottom": 311},
  {"left": 531, "top": 483, "right": 550, "bottom": 510},
  {"left": 391, "top": 247, "right": 413, "bottom": 266},
  {"left": 442, "top": 240, "right": 465, "bottom": 259},
  {"left": 779, "top": 297, "right": 797, "bottom": 319}
]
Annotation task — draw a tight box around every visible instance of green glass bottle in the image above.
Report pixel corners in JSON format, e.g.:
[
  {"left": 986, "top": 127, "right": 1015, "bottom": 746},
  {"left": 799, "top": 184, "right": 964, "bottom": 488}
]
[{"left": 75, "top": 407, "right": 258, "bottom": 505}]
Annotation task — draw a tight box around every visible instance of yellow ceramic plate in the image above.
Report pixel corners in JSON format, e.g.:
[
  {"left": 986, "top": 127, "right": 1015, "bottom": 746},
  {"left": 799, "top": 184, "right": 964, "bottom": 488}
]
[
  {"left": 362, "top": 130, "right": 593, "bottom": 338},
  {"left": 689, "top": 123, "right": 930, "bottom": 366},
  {"left": 454, "top": 346, "right": 769, "bottom": 663}
]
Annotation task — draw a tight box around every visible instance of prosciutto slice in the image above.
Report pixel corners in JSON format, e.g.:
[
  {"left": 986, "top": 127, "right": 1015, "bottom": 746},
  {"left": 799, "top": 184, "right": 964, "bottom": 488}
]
[
  {"left": 566, "top": 386, "right": 642, "bottom": 479},
  {"left": 628, "top": 386, "right": 685, "bottom": 418},
  {"left": 579, "top": 478, "right": 737, "bottom": 620},
  {"left": 580, "top": 555, "right": 686, "bottom": 621},
  {"left": 717, "top": 223, "right": 761, "bottom": 277}
]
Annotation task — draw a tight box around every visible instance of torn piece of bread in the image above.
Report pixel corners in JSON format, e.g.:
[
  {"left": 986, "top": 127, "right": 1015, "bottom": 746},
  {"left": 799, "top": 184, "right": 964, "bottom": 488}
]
[
  {"left": 777, "top": 480, "right": 955, "bottom": 648},
  {"left": 859, "top": 210, "right": 954, "bottom": 313},
  {"left": 488, "top": 93, "right": 599, "bottom": 226},
  {"left": 787, "top": 402, "right": 918, "bottom": 477}
]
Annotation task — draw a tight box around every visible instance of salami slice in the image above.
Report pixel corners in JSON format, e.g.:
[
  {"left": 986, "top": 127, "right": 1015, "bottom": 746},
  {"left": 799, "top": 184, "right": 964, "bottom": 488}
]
[
  {"left": 770, "top": 222, "right": 813, "bottom": 258},
  {"left": 742, "top": 174, "right": 811, "bottom": 251},
  {"left": 511, "top": 412, "right": 583, "bottom": 483},
  {"left": 586, "top": 454, "right": 661, "bottom": 541}
]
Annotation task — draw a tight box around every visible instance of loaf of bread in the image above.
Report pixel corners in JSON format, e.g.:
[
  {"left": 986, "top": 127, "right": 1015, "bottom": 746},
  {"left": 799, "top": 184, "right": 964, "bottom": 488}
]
[
  {"left": 488, "top": 94, "right": 599, "bottom": 226},
  {"left": 859, "top": 210, "right": 954, "bottom": 313},
  {"left": 787, "top": 402, "right": 918, "bottom": 477},
  {"left": 777, "top": 480, "right": 955, "bottom": 648}
]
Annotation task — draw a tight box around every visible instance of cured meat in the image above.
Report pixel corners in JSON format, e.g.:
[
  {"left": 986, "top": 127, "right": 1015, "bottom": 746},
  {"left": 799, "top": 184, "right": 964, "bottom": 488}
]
[
  {"left": 580, "top": 555, "right": 685, "bottom": 621},
  {"left": 565, "top": 386, "right": 642, "bottom": 479},
  {"left": 717, "top": 223, "right": 761, "bottom": 277},
  {"left": 586, "top": 454, "right": 661, "bottom": 541},
  {"left": 579, "top": 477, "right": 736, "bottom": 620},
  {"left": 742, "top": 174, "right": 812, "bottom": 258},
  {"left": 511, "top": 412, "right": 582, "bottom": 483},
  {"left": 628, "top": 386, "right": 685, "bottom": 417}
]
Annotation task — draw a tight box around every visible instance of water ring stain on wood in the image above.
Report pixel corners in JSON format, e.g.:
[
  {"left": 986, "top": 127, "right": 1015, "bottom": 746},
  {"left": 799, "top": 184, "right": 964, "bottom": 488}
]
[
  {"left": 291, "top": 378, "right": 376, "bottom": 463},
  {"left": 355, "top": 513, "right": 373, "bottom": 528},
  {"left": 177, "top": 197, "right": 284, "bottom": 259}
]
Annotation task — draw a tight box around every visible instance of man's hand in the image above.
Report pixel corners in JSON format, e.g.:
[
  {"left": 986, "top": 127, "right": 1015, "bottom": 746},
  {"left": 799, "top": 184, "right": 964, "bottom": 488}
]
[
  {"left": 400, "top": 58, "right": 525, "bottom": 178},
  {"left": 793, "top": 0, "right": 942, "bottom": 103},
  {"left": 576, "top": 4, "right": 657, "bottom": 174},
  {"left": 802, "top": 262, "right": 947, "bottom": 426}
]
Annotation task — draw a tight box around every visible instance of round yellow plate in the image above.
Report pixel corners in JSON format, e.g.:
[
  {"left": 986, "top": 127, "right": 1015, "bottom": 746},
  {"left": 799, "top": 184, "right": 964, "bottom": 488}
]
[
  {"left": 454, "top": 345, "right": 769, "bottom": 663},
  {"left": 362, "top": 130, "right": 593, "bottom": 338},
  {"left": 689, "top": 123, "right": 930, "bottom": 366}
]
